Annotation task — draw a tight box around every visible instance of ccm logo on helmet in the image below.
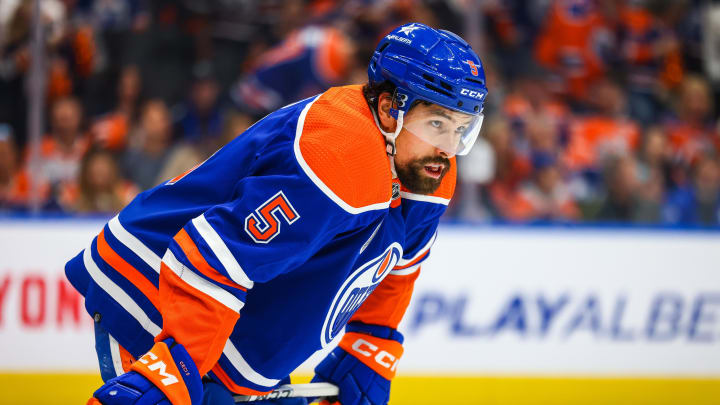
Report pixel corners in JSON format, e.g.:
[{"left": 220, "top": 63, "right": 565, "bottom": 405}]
[
  {"left": 460, "top": 88, "right": 485, "bottom": 100},
  {"left": 351, "top": 338, "right": 400, "bottom": 373}
]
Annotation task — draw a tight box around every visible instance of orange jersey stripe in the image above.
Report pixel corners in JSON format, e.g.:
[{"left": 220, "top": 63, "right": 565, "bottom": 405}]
[
  {"left": 156, "top": 264, "right": 239, "bottom": 375},
  {"left": 96, "top": 230, "right": 160, "bottom": 309},
  {"left": 210, "top": 364, "right": 273, "bottom": 396},
  {"left": 173, "top": 229, "right": 246, "bottom": 292}
]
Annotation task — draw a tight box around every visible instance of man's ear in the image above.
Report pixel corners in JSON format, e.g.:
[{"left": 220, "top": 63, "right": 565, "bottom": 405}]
[{"left": 377, "top": 93, "right": 397, "bottom": 133}]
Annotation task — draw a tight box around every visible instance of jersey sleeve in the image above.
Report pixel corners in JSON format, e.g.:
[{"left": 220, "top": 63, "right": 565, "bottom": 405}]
[{"left": 156, "top": 173, "right": 356, "bottom": 375}]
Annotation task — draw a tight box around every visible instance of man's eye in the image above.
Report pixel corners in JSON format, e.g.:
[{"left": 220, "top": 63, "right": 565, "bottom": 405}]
[
  {"left": 430, "top": 120, "right": 443, "bottom": 129},
  {"left": 456, "top": 126, "right": 467, "bottom": 133}
]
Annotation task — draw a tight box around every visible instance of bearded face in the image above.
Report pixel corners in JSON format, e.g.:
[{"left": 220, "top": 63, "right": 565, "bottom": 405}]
[{"left": 394, "top": 154, "right": 450, "bottom": 194}]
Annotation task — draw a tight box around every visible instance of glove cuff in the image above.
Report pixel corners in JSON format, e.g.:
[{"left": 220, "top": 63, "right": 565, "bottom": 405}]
[
  {"left": 130, "top": 338, "right": 203, "bottom": 405},
  {"left": 346, "top": 322, "right": 404, "bottom": 344},
  {"left": 339, "top": 332, "right": 404, "bottom": 380}
]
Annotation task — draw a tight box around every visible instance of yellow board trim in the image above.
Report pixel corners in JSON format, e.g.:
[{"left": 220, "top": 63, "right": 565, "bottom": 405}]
[{"left": 1, "top": 373, "right": 718, "bottom": 405}]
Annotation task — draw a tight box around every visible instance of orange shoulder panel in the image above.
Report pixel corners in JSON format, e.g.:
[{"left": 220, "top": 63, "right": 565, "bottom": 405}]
[{"left": 298, "top": 85, "right": 392, "bottom": 210}]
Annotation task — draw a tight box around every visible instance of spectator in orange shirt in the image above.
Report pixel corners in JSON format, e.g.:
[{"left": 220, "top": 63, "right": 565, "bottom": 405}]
[
  {"left": 506, "top": 152, "right": 579, "bottom": 222},
  {"left": 483, "top": 118, "right": 533, "bottom": 218},
  {"left": 503, "top": 69, "right": 570, "bottom": 157},
  {"left": 664, "top": 75, "right": 718, "bottom": 170},
  {"left": 564, "top": 79, "right": 641, "bottom": 174},
  {"left": 25, "top": 96, "right": 89, "bottom": 208},
  {"left": 91, "top": 65, "right": 143, "bottom": 151},
  {"left": 61, "top": 148, "right": 139, "bottom": 214},
  {"left": 534, "top": 0, "right": 615, "bottom": 102}
]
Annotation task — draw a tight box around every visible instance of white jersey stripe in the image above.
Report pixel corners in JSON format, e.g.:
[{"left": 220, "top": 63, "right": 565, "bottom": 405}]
[
  {"left": 191, "top": 214, "right": 254, "bottom": 289},
  {"left": 83, "top": 246, "right": 162, "bottom": 336},
  {"left": 108, "top": 334, "right": 126, "bottom": 377},
  {"left": 108, "top": 215, "right": 162, "bottom": 273},
  {"left": 396, "top": 231, "right": 437, "bottom": 267},
  {"left": 162, "top": 250, "right": 245, "bottom": 313},
  {"left": 389, "top": 263, "right": 421, "bottom": 276},
  {"left": 399, "top": 191, "right": 450, "bottom": 206},
  {"left": 223, "top": 341, "right": 281, "bottom": 388}
]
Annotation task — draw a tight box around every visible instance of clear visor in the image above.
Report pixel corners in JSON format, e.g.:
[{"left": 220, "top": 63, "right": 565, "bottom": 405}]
[{"left": 401, "top": 106, "right": 484, "bottom": 156}]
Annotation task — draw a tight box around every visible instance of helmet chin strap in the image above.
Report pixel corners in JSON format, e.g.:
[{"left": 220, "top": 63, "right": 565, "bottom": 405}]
[{"left": 370, "top": 108, "right": 404, "bottom": 177}]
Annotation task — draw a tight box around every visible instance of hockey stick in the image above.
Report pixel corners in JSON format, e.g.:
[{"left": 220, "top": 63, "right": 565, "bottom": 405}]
[{"left": 233, "top": 382, "right": 339, "bottom": 403}]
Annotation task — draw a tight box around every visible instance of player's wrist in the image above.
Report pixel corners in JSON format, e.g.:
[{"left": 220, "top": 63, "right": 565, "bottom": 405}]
[{"left": 345, "top": 322, "right": 404, "bottom": 344}]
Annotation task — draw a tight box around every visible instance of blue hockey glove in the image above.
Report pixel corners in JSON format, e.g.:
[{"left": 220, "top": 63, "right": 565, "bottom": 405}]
[
  {"left": 89, "top": 338, "right": 203, "bottom": 405},
  {"left": 311, "top": 323, "right": 404, "bottom": 405}
]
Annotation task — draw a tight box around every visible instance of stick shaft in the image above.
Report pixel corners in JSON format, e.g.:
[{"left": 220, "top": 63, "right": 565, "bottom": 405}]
[{"left": 233, "top": 383, "right": 339, "bottom": 403}]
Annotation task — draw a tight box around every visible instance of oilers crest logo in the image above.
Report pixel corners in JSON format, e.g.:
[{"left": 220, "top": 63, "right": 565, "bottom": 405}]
[{"left": 320, "top": 243, "right": 403, "bottom": 347}]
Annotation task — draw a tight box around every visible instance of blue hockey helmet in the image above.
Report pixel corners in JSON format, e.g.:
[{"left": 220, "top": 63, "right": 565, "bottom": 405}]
[{"left": 368, "top": 23, "right": 488, "bottom": 156}]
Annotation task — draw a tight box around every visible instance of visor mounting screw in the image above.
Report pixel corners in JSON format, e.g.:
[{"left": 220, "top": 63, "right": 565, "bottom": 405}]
[
  {"left": 474, "top": 105, "right": 479, "bottom": 112},
  {"left": 457, "top": 101, "right": 463, "bottom": 107}
]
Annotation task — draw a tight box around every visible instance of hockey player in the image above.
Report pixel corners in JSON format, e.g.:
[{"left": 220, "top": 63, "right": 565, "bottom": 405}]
[{"left": 67, "top": 22, "right": 487, "bottom": 405}]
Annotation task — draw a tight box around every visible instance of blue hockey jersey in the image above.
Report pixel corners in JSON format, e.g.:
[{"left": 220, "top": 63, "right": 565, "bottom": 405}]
[{"left": 65, "top": 85, "right": 456, "bottom": 395}]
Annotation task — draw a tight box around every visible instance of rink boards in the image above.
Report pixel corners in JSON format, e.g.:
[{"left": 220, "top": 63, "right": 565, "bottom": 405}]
[{"left": 0, "top": 219, "right": 718, "bottom": 403}]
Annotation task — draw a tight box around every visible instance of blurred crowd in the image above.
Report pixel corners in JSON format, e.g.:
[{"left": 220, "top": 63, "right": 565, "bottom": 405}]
[{"left": 1, "top": 0, "right": 719, "bottom": 227}]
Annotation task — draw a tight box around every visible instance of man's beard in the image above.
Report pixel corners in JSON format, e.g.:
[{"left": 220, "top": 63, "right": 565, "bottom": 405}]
[{"left": 395, "top": 156, "right": 450, "bottom": 195}]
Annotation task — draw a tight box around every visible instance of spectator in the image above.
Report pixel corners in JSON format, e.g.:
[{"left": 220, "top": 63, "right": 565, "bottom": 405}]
[
  {"left": 0, "top": 125, "right": 28, "bottom": 211},
  {"left": 630, "top": 126, "right": 670, "bottom": 223},
  {"left": 665, "top": 75, "right": 718, "bottom": 169},
  {"left": 220, "top": 112, "right": 254, "bottom": 146},
  {"left": 534, "top": 0, "right": 614, "bottom": 103},
  {"left": 91, "top": 65, "right": 143, "bottom": 151},
  {"left": 230, "top": 25, "right": 355, "bottom": 117},
  {"left": 175, "top": 61, "right": 225, "bottom": 157},
  {"left": 663, "top": 154, "right": 720, "bottom": 226},
  {"left": 564, "top": 79, "right": 641, "bottom": 174},
  {"left": 503, "top": 68, "right": 570, "bottom": 158},
  {"left": 120, "top": 99, "right": 200, "bottom": 190},
  {"left": 27, "top": 96, "right": 89, "bottom": 207},
  {"left": 617, "top": 1, "right": 684, "bottom": 126},
  {"left": 506, "top": 152, "right": 579, "bottom": 222},
  {"left": 591, "top": 153, "right": 642, "bottom": 222},
  {"left": 62, "top": 148, "right": 139, "bottom": 214},
  {"left": 483, "top": 118, "right": 532, "bottom": 218}
]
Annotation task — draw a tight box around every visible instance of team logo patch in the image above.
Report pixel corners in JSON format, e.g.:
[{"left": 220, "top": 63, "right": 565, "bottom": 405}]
[{"left": 320, "top": 243, "right": 403, "bottom": 347}]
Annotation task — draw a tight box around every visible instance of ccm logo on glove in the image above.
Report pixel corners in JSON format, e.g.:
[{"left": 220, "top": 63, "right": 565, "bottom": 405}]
[
  {"left": 137, "top": 351, "right": 179, "bottom": 386},
  {"left": 339, "top": 332, "right": 404, "bottom": 380}
]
